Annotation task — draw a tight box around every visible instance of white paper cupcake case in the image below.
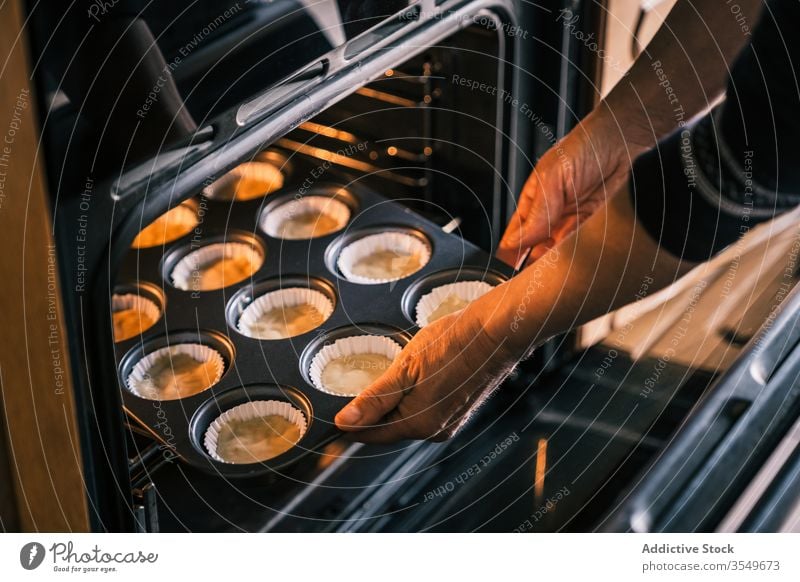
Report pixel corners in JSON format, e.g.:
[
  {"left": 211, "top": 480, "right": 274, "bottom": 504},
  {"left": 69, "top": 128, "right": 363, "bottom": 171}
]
[
  {"left": 237, "top": 287, "right": 335, "bottom": 339},
  {"left": 203, "top": 161, "right": 284, "bottom": 200},
  {"left": 415, "top": 280, "right": 495, "bottom": 327},
  {"left": 309, "top": 335, "right": 402, "bottom": 396},
  {"left": 337, "top": 232, "right": 431, "bottom": 284},
  {"left": 170, "top": 242, "right": 262, "bottom": 291},
  {"left": 112, "top": 293, "right": 161, "bottom": 324},
  {"left": 203, "top": 400, "right": 308, "bottom": 464},
  {"left": 126, "top": 343, "right": 225, "bottom": 401},
  {"left": 261, "top": 196, "right": 351, "bottom": 239}
]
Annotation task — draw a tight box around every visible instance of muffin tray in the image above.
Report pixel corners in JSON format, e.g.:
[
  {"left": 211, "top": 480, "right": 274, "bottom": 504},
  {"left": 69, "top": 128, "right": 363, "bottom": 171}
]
[{"left": 114, "top": 150, "right": 511, "bottom": 478}]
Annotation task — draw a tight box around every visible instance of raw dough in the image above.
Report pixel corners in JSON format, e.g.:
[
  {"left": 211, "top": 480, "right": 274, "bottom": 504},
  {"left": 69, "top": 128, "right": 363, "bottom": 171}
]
[
  {"left": 427, "top": 293, "right": 470, "bottom": 324},
  {"left": 136, "top": 353, "right": 219, "bottom": 400},
  {"left": 321, "top": 353, "right": 394, "bottom": 396},
  {"left": 350, "top": 250, "right": 422, "bottom": 280},
  {"left": 279, "top": 211, "right": 341, "bottom": 239},
  {"left": 225, "top": 163, "right": 284, "bottom": 201},
  {"left": 113, "top": 308, "right": 156, "bottom": 342},
  {"left": 132, "top": 204, "right": 197, "bottom": 248},
  {"left": 245, "top": 303, "right": 325, "bottom": 339},
  {"left": 215, "top": 415, "right": 302, "bottom": 463},
  {"left": 196, "top": 253, "right": 259, "bottom": 290}
]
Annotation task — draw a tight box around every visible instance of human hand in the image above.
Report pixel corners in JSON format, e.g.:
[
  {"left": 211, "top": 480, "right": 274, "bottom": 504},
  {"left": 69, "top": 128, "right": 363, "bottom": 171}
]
[
  {"left": 497, "top": 111, "right": 645, "bottom": 267},
  {"left": 334, "top": 299, "right": 521, "bottom": 443}
]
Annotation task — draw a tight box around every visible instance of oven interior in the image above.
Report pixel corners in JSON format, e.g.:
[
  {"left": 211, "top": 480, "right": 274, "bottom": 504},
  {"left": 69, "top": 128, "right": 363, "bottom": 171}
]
[{"left": 272, "top": 24, "right": 511, "bottom": 251}]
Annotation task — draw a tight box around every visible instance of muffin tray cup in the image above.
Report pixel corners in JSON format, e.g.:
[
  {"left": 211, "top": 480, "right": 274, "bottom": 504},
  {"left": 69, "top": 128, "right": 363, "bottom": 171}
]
[{"left": 115, "top": 151, "right": 512, "bottom": 478}]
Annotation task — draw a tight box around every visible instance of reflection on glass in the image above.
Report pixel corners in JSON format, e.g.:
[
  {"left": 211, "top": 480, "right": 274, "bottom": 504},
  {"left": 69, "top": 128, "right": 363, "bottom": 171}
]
[
  {"left": 316, "top": 439, "right": 351, "bottom": 470},
  {"left": 148, "top": 0, "right": 415, "bottom": 120},
  {"left": 534, "top": 438, "right": 548, "bottom": 503}
]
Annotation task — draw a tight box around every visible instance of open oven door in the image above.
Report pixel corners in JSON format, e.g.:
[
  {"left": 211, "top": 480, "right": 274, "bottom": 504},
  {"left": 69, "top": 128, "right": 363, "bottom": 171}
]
[{"left": 602, "top": 276, "right": 800, "bottom": 532}]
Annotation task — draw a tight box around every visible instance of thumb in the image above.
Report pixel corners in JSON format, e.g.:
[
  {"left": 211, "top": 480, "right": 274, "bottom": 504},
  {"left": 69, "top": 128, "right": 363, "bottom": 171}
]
[
  {"left": 496, "top": 209, "right": 527, "bottom": 266},
  {"left": 496, "top": 200, "right": 560, "bottom": 267},
  {"left": 335, "top": 364, "right": 410, "bottom": 431},
  {"left": 518, "top": 177, "right": 564, "bottom": 248},
  {"left": 497, "top": 171, "right": 565, "bottom": 265}
]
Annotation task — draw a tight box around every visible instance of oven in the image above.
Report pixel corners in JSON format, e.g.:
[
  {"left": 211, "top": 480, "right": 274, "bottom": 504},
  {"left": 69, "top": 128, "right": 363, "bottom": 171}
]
[
  {"left": 27, "top": 0, "right": 564, "bottom": 532},
  {"left": 19, "top": 0, "right": 800, "bottom": 533}
]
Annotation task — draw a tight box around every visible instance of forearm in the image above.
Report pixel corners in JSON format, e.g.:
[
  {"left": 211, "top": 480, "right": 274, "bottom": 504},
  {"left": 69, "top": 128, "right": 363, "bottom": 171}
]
[
  {"left": 479, "top": 189, "right": 694, "bottom": 355},
  {"left": 587, "top": 0, "right": 762, "bottom": 151}
]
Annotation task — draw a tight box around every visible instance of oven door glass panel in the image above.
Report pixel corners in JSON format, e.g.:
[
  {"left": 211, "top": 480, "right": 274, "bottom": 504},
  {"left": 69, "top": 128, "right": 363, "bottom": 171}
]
[{"left": 142, "top": 0, "right": 415, "bottom": 118}]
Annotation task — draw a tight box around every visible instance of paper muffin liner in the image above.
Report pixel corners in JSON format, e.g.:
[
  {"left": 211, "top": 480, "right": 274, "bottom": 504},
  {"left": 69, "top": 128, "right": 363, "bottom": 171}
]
[
  {"left": 112, "top": 293, "right": 161, "bottom": 341},
  {"left": 261, "top": 196, "right": 351, "bottom": 239},
  {"left": 126, "top": 343, "right": 225, "bottom": 401},
  {"left": 203, "top": 161, "right": 285, "bottom": 201},
  {"left": 337, "top": 232, "right": 431, "bottom": 284},
  {"left": 309, "top": 335, "right": 402, "bottom": 396},
  {"left": 203, "top": 400, "right": 308, "bottom": 464},
  {"left": 415, "top": 280, "right": 495, "bottom": 327},
  {"left": 131, "top": 202, "right": 198, "bottom": 249},
  {"left": 170, "top": 242, "right": 262, "bottom": 291},
  {"left": 237, "top": 287, "right": 335, "bottom": 339}
]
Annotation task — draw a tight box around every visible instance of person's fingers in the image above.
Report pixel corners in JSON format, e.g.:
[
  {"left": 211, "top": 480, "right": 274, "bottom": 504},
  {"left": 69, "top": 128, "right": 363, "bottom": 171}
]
[
  {"left": 552, "top": 214, "right": 580, "bottom": 243},
  {"left": 334, "top": 363, "right": 410, "bottom": 431},
  {"left": 494, "top": 244, "right": 521, "bottom": 267},
  {"left": 514, "top": 172, "right": 537, "bottom": 218},
  {"left": 497, "top": 171, "right": 564, "bottom": 266},
  {"left": 552, "top": 194, "right": 607, "bottom": 243},
  {"left": 523, "top": 175, "right": 564, "bottom": 245},
  {"left": 526, "top": 207, "right": 597, "bottom": 266},
  {"left": 496, "top": 209, "right": 526, "bottom": 265},
  {"left": 528, "top": 238, "right": 555, "bottom": 263},
  {"left": 496, "top": 199, "right": 557, "bottom": 267}
]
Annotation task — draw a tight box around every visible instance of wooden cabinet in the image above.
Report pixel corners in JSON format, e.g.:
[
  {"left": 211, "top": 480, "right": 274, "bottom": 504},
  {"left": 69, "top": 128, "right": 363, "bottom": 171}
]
[{"left": 0, "top": 0, "right": 89, "bottom": 532}]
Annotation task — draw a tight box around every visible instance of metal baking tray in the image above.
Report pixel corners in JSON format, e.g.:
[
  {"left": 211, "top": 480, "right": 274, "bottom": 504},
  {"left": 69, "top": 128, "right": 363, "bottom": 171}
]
[{"left": 113, "top": 149, "right": 511, "bottom": 478}]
